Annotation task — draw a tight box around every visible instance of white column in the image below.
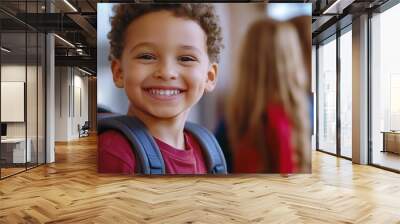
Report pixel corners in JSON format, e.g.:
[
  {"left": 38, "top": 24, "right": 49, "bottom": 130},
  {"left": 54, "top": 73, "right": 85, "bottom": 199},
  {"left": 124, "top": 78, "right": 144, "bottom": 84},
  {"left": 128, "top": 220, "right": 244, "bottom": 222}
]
[
  {"left": 352, "top": 14, "right": 369, "bottom": 164},
  {"left": 46, "top": 32, "right": 55, "bottom": 163},
  {"left": 45, "top": 0, "right": 55, "bottom": 163}
]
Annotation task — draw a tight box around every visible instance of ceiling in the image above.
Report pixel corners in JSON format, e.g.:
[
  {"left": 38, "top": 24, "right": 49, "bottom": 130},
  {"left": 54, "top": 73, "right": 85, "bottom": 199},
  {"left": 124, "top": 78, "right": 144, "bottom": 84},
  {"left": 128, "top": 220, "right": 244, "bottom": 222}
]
[
  {"left": 310, "top": 0, "right": 390, "bottom": 43},
  {"left": 0, "top": 0, "right": 97, "bottom": 74},
  {"left": 0, "top": 0, "right": 396, "bottom": 74}
]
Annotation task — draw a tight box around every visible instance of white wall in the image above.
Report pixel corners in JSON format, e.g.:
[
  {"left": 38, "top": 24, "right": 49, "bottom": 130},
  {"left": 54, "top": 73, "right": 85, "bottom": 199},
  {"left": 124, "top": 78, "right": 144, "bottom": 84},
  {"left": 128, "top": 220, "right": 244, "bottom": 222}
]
[
  {"left": 55, "top": 67, "right": 89, "bottom": 141},
  {"left": 72, "top": 73, "right": 89, "bottom": 138},
  {"left": 55, "top": 67, "right": 69, "bottom": 141}
]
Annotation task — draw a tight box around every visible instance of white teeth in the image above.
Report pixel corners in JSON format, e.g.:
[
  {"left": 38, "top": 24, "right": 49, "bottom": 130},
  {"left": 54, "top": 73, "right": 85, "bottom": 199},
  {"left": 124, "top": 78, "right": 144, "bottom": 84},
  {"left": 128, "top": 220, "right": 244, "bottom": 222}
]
[{"left": 148, "top": 89, "right": 181, "bottom": 96}]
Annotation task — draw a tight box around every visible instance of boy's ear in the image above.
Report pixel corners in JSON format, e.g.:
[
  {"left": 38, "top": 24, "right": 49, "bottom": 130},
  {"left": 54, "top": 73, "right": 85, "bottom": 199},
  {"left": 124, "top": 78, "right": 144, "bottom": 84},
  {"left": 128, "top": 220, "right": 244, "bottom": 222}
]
[
  {"left": 205, "top": 63, "right": 218, "bottom": 92},
  {"left": 111, "top": 59, "right": 124, "bottom": 88}
]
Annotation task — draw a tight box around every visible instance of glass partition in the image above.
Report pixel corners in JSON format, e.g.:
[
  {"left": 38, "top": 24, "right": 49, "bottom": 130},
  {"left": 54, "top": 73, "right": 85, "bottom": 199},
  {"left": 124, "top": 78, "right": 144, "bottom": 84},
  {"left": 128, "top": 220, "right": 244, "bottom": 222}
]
[
  {"left": 1, "top": 31, "right": 28, "bottom": 177},
  {"left": 317, "top": 36, "right": 337, "bottom": 154},
  {"left": 0, "top": 0, "right": 46, "bottom": 179},
  {"left": 339, "top": 28, "right": 352, "bottom": 158},
  {"left": 371, "top": 3, "right": 400, "bottom": 171}
]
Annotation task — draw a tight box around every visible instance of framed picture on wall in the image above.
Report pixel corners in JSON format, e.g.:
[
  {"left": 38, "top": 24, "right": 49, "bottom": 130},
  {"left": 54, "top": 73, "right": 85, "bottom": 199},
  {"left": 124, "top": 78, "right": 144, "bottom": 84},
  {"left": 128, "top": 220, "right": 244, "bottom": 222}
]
[{"left": 1, "top": 81, "right": 25, "bottom": 122}]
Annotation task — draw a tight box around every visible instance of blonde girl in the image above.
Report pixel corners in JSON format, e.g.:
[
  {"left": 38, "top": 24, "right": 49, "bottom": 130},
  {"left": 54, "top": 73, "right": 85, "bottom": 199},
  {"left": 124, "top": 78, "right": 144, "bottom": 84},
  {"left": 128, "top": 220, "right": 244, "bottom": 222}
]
[{"left": 226, "top": 18, "right": 311, "bottom": 173}]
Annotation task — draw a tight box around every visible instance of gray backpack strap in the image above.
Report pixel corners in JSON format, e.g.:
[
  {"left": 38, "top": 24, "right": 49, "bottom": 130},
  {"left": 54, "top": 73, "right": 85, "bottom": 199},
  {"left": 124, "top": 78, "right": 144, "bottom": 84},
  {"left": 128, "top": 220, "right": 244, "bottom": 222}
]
[
  {"left": 184, "top": 122, "right": 227, "bottom": 174},
  {"left": 98, "top": 115, "right": 165, "bottom": 174}
]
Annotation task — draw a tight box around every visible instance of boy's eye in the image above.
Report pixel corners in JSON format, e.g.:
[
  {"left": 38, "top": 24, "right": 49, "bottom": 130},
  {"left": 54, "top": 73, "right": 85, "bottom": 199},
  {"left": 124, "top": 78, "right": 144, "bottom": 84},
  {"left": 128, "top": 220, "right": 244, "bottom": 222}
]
[
  {"left": 136, "top": 53, "right": 156, "bottom": 60},
  {"left": 178, "top": 56, "right": 197, "bottom": 62}
]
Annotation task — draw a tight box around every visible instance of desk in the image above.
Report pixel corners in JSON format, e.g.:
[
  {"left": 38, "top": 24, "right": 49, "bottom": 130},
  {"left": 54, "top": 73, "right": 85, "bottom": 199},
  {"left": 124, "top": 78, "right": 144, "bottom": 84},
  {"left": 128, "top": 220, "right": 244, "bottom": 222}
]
[
  {"left": 382, "top": 131, "right": 400, "bottom": 154},
  {"left": 1, "top": 138, "right": 31, "bottom": 163}
]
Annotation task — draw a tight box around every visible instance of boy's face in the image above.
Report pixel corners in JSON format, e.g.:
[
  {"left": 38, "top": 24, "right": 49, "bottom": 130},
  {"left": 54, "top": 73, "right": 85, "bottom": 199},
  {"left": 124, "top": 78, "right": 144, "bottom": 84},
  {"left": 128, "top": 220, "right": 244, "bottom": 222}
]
[{"left": 112, "top": 10, "right": 218, "bottom": 119}]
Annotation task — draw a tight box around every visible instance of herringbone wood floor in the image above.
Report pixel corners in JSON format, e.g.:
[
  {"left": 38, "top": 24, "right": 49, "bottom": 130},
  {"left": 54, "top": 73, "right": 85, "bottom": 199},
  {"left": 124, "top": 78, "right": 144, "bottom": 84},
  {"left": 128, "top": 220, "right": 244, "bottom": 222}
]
[{"left": 0, "top": 135, "right": 400, "bottom": 223}]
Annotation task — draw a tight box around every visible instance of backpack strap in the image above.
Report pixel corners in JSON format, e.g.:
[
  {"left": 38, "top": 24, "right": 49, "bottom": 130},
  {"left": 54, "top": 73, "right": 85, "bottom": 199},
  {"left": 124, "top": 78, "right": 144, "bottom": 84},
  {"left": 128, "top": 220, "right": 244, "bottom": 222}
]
[
  {"left": 184, "top": 122, "right": 227, "bottom": 174},
  {"left": 98, "top": 115, "right": 165, "bottom": 174}
]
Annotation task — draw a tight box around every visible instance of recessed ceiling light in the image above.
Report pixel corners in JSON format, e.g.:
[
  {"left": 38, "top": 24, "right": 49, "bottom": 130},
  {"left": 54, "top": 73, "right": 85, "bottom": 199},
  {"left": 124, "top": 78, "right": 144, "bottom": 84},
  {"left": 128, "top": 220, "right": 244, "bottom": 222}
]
[
  {"left": 63, "top": 0, "right": 78, "bottom": 12},
  {"left": 54, "top": 34, "right": 75, "bottom": 48},
  {"left": 322, "top": 0, "right": 354, "bottom": 15},
  {"left": 77, "top": 67, "right": 93, "bottom": 76},
  {"left": 1, "top": 47, "right": 11, "bottom": 53}
]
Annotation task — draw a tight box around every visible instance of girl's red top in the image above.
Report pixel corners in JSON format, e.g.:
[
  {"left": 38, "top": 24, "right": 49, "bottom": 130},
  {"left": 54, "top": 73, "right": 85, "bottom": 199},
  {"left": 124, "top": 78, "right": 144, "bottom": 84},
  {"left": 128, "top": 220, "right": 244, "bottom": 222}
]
[{"left": 233, "top": 104, "right": 296, "bottom": 173}]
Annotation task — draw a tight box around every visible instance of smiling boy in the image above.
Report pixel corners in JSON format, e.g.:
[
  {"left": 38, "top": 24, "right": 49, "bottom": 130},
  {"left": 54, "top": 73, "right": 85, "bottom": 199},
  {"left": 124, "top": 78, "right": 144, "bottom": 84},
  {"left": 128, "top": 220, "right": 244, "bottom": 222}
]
[{"left": 98, "top": 3, "right": 225, "bottom": 174}]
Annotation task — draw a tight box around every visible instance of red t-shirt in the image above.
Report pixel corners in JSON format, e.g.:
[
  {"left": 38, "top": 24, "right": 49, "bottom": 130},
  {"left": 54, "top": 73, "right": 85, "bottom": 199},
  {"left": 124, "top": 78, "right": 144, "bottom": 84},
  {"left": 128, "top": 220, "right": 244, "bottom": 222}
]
[
  {"left": 233, "top": 104, "right": 296, "bottom": 173},
  {"left": 98, "top": 130, "right": 207, "bottom": 174}
]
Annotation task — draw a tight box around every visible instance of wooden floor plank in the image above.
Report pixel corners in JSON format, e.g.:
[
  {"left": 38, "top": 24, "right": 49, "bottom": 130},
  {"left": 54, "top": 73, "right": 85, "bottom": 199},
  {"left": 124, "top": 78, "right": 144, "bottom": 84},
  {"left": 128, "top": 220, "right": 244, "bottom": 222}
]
[{"left": 0, "top": 135, "right": 399, "bottom": 223}]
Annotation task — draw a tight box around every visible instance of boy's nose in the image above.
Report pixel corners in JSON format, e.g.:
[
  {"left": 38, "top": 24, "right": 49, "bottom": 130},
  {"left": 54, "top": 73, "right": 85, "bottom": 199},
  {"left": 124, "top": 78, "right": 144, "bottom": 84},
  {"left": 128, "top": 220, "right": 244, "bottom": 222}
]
[{"left": 154, "top": 60, "right": 178, "bottom": 80}]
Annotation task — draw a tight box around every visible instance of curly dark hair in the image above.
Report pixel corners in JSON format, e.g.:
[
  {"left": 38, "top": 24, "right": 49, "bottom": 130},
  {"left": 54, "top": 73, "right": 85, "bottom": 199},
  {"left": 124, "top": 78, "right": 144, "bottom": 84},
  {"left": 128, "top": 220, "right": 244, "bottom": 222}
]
[{"left": 108, "top": 3, "right": 223, "bottom": 63}]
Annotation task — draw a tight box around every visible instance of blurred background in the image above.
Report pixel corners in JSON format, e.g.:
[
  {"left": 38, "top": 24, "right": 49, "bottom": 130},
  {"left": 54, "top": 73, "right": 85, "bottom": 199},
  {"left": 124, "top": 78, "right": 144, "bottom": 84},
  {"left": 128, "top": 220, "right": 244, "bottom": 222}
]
[{"left": 96, "top": 2, "right": 312, "bottom": 132}]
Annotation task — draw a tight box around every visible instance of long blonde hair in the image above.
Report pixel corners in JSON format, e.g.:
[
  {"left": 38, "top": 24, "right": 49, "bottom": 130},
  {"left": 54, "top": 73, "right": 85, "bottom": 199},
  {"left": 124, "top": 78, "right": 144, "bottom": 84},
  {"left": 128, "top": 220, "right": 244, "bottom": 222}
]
[
  {"left": 226, "top": 18, "right": 311, "bottom": 172},
  {"left": 290, "top": 15, "right": 312, "bottom": 89}
]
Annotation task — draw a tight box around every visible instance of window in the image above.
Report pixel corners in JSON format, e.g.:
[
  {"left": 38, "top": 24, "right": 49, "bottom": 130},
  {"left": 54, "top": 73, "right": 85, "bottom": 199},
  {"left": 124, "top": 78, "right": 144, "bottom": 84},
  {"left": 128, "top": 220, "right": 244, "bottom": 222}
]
[
  {"left": 317, "top": 36, "right": 337, "bottom": 154},
  {"left": 370, "top": 3, "right": 400, "bottom": 171},
  {"left": 340, "top": 28, "right": 352, "bottom": 158}
]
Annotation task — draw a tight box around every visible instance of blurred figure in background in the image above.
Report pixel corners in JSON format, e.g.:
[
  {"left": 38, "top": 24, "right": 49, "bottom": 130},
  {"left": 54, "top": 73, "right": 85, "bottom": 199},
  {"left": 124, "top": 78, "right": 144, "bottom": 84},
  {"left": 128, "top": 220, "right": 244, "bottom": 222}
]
[
  {"left": 289, "top": 16, "right": 314, "bottom": 135},
  {"left": 289, "top": 16, "right": 311, "bottom": 86},
  {"left": 226, "top": 18, "right": 311, "bottom": 173}
]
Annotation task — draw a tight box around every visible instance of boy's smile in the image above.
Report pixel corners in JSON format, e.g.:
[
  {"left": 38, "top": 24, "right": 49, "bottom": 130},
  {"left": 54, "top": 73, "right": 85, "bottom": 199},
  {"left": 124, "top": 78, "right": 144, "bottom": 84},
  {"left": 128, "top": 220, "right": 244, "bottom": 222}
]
[
  {"left": 112, "top": 10, "right": 218, "bottom": 121},
  {"left": 143, "top": 86, "right": 186, "bottom": 101}
]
